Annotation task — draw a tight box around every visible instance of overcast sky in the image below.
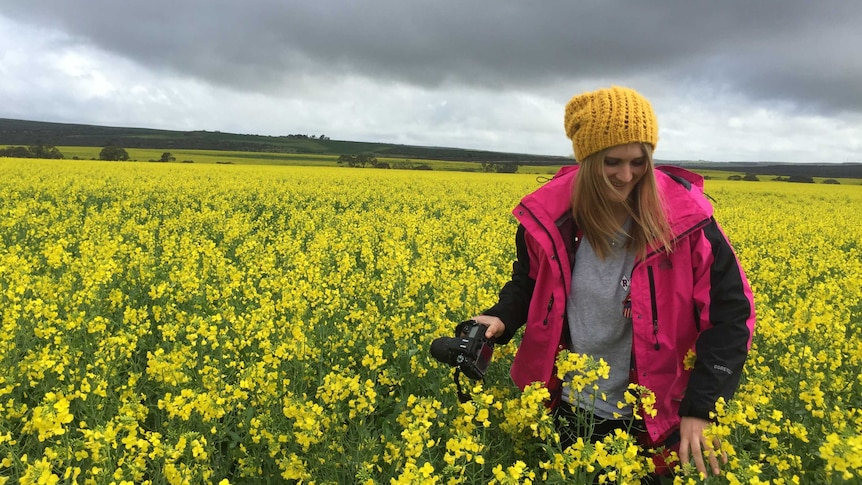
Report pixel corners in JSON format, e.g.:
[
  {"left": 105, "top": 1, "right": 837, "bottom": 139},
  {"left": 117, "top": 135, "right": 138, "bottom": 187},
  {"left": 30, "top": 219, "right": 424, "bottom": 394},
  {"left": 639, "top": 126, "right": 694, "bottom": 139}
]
[{"left": 2, "top": 1, "right": 861, "bottom": 162}]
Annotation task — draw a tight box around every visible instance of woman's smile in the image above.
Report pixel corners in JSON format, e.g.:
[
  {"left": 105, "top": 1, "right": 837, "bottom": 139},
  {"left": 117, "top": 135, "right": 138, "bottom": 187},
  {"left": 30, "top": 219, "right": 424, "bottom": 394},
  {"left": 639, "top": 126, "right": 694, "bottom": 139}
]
[{"left": 603, "top": 143, "right": 647, "bottom": 201}]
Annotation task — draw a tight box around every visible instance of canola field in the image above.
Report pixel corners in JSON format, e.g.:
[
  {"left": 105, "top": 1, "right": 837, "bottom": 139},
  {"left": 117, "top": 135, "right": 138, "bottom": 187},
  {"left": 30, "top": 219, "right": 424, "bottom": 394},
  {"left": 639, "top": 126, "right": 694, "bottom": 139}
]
[{"left": 1, "top": 158, "right": 860, "bottom": 484}]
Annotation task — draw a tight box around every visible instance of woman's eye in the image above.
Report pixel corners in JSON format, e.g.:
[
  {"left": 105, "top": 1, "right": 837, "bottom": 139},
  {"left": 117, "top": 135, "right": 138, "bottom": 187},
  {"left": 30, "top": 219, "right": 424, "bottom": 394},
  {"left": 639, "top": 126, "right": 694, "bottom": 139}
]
[
  {"left": 604, "top": 158, "right": 619, "bottom": 166},
  {"left": 631, "top": 158, "right": 646, "bottom": 167}
]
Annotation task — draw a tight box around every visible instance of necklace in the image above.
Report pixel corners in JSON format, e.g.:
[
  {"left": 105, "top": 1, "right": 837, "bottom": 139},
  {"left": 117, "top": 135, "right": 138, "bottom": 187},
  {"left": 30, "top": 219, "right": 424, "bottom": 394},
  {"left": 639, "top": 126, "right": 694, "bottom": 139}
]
[
  {"left": 610, "top": 217, "right": 633, "bottom": 248},
  {"left": 609, "top": 229, "right": 630, "bottom": 248}
]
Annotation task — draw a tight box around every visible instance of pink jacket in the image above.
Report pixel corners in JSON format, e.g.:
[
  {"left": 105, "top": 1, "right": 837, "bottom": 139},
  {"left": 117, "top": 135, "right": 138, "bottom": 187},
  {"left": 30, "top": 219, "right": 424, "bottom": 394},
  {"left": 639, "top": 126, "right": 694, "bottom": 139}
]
[{"left": 484, "top": 165, "right": 756, "bottom": 444}]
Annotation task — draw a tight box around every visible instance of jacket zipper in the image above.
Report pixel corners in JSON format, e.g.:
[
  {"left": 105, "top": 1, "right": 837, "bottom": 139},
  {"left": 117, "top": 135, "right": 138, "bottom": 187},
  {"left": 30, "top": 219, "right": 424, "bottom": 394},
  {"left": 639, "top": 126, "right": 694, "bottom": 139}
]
[
  {"left": 632, "top": 216, "right": 712, "bottom": 351},
  {"left": 647, "top": 266, "right": 660, "bottom": 350},
  {"left": 642, "top": 217, "right": 712, "bottom": 261},
  {"left": 518, "top": 203, "right": 567, "bottom": 329}
]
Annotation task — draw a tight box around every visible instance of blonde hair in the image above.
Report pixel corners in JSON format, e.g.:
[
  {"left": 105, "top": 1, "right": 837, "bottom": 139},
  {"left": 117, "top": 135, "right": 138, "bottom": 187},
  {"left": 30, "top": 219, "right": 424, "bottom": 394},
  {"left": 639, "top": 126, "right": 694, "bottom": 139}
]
[{"left": 570, "top": 143, "right": 673, "bottom": 260}]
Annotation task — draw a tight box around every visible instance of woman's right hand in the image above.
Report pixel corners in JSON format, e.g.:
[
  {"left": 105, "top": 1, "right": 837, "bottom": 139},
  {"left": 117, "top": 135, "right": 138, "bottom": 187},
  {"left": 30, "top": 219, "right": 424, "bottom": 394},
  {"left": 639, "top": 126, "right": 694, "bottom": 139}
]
[{"left": 471, "top": 315, "right": 506, "bottom": 340}]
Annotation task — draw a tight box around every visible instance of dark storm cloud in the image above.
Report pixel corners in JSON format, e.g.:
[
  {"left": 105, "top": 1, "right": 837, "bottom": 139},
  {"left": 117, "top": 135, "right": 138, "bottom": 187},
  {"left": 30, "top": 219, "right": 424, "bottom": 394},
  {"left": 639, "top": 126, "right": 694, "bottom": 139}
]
[{"left": 4, "top": 0, "right": 862, "bottom": 114}]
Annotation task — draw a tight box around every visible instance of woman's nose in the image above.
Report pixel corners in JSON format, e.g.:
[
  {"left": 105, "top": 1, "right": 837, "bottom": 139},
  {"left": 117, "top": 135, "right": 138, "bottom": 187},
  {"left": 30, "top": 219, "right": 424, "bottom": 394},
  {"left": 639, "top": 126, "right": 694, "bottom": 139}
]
[{"left": 617, "top": 164, "right": 633, "bottom": 182}]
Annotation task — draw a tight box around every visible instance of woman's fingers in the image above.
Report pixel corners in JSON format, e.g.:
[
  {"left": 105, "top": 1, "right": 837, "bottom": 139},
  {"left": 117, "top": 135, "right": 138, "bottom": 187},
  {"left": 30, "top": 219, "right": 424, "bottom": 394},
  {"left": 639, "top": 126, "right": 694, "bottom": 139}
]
[
  {"left": 471, "top": 315, "right": 505, "bottom": 338},
  {"left": 679, "top": 416, "right": 723, "bottom": 477}
]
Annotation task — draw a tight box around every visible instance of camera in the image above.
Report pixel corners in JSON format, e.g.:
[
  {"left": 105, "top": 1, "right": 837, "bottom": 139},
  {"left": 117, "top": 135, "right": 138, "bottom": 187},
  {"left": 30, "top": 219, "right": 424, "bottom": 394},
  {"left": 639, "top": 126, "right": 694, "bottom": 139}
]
[{"left": 430, "top": 320, "right": 495, "bottom": 380}]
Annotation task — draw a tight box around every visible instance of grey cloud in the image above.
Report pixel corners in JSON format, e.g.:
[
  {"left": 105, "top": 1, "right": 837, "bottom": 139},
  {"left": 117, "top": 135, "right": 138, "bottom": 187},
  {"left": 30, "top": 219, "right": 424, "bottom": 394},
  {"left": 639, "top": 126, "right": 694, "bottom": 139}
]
[{"left": 4, "top": 0, "right": 861, "bottom": 115}]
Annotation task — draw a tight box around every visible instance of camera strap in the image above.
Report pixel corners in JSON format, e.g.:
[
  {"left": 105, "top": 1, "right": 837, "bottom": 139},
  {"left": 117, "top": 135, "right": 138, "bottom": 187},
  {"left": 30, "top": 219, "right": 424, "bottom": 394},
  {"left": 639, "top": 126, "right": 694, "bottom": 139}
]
[{"left": 454, "top": 368, "right": 473, "bottom": 403}]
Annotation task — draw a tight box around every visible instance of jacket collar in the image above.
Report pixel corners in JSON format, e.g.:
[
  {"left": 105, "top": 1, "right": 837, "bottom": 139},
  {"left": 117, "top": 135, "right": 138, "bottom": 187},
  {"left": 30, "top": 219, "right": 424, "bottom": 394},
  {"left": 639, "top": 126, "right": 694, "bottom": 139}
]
[{"left": 517, "top": 164, "right": 713, "bottom": 241}]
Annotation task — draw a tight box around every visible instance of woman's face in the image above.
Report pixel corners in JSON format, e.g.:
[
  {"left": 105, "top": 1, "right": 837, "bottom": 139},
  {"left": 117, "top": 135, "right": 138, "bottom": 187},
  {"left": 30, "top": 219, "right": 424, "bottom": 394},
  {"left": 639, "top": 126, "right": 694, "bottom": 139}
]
[{"left": 602, "top": 143, "right": 648, "bottom": 203}]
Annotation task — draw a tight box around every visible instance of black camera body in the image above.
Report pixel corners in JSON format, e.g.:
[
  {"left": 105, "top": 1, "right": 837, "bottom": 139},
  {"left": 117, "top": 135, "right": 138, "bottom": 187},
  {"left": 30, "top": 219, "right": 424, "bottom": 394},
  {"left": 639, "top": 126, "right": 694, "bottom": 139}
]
[{"left": 430, "top": 320, "right": 495, "bottom": 380}]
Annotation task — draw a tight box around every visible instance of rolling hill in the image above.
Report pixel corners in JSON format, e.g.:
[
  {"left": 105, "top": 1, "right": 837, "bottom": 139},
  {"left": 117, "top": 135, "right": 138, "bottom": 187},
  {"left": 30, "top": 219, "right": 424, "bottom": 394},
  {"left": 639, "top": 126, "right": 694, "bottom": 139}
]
[
  {"left": 0, "top": 117, "right": 569, "bottom": 164},
  {"left": 2, "top": 117, "right": 861, "bottom": 179}
]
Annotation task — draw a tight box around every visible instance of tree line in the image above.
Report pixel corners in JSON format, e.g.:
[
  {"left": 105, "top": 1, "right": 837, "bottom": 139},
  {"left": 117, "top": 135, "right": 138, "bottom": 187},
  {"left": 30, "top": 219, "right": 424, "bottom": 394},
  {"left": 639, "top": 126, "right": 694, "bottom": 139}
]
[
  {"left": 724, "top": 173, "right": 841, "bottom": 184},
  {"left": 0, "top": 144, "right": 64, "bottom": 159},
  {"left": 337, "top": 153, "right": 431, "bottom": 170},
  {"left": 96, "top": 147, "right": 176, "bottom": 162},
  {"left": 0, "top": 144, "right": 184, "bottom": 163},
  {"left": 337, "top": 153, "right": 519, "bottom": 173}
]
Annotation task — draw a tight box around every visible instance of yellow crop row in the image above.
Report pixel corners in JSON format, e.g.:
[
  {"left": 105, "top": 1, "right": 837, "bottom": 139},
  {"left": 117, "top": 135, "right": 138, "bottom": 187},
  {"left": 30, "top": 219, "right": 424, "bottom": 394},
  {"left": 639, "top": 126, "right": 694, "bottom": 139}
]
[{"left": 0, "top": 158, "right": 860, "bottom": 484}]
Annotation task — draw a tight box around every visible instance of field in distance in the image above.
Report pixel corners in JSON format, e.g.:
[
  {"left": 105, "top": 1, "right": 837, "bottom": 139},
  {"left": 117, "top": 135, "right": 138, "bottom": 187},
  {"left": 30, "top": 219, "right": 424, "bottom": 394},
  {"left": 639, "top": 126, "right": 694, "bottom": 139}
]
[{"left": 46, "top": 146, "right": 861, "bottom": 184}]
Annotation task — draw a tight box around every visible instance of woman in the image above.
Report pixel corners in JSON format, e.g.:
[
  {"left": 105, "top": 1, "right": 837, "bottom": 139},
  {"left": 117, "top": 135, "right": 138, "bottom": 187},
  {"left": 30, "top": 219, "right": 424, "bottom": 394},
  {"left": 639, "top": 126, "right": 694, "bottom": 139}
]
[{"left": 472, "top": 86, "right": 756, "bottom": 477}]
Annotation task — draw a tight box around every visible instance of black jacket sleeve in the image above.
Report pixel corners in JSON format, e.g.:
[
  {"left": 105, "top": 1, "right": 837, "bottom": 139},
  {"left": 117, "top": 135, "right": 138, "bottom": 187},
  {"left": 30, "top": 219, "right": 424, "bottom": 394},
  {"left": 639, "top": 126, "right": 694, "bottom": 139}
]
[
  {"left": 678, "top": 219, "right": 754, "bottom": 420},
  {"left": 481, "top": 224, "right": 536, "bottom": 344}
]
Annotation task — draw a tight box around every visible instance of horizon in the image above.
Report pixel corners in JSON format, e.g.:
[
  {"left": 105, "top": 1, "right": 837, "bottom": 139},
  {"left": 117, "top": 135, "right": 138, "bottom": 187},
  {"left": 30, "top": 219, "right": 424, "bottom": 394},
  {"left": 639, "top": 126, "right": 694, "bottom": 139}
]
[{"left": 4, "top": 116, "right": 861, "bottom": 167}]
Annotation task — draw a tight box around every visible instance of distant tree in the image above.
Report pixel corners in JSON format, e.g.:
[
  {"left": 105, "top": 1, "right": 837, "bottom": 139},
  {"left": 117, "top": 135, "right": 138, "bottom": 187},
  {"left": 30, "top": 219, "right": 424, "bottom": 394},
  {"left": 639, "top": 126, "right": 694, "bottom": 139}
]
[
  {"left": 159, "top": 152, "right": 176, "bottom": 162},
  {"left": 359, "top": 153, "right": 377, "bottom": 168},
  {"left": 337, "top": 154, "right": 358, "bottom": 167},
  {"left": 742, "top": 173, "right": 760, "bottom": 181},
  {"left": 0, "top": 146, "right": 33, "bottom": 158},
  {"left": 495, "top": 162, "right": 519, "bottom": 174},
  {"left": 727, "top": 175, "right": 743, "bottom": 181},
  {"left": 787, "top": 175, "right": 815, "bottom": 183},
  {"left": 100, "top": 146, "right": 130, "bottom": 161},
  {"left": 823, "top": 179, "right": 840, "bottom": 185},
  {"left": 49, "top": 146, "right": 65, "bottom": 159},
  {"left": 336, "top": 153, "right": 378, "bottom": 168},
  {"left": 29, "top": 144, "right": 64, "bottom": 159},
  {"left": 481, "top": 161, "right": 519, "bottom": 173}
]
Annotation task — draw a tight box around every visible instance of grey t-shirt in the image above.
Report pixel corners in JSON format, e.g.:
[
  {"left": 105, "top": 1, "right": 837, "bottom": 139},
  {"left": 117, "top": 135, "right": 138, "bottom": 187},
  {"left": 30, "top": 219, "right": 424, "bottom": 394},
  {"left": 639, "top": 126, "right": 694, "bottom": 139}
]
[{"left": 562, "top": 222, "right": 636, "bottom": 419}]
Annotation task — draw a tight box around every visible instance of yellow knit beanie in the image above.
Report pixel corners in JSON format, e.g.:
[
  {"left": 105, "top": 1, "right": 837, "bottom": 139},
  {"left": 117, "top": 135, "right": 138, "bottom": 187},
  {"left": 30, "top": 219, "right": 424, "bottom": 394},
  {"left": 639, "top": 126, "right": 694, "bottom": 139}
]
[{"left": 563, "top": 86, "right": 658, "bottom": 162}]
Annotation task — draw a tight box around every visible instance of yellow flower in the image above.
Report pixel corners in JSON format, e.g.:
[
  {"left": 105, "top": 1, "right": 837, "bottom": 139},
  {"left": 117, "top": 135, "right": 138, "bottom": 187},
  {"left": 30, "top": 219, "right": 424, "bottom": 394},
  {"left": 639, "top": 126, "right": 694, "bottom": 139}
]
[
  {"left": 683, "top": 349, "right": 697, "bottom": 371},
  {"left": 19, "top": 456, "right": 59, "bottom": 485},
  {"left": 22, "top": 393, "right": 74, "bottom": 442}
]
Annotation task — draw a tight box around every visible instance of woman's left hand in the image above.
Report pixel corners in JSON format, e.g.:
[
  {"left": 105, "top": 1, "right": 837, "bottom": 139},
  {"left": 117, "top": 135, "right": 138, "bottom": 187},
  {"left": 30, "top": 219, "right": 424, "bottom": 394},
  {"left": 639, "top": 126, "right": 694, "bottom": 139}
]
[{"left": 678, "top": 416, "right": 726, "bottom": 477}]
